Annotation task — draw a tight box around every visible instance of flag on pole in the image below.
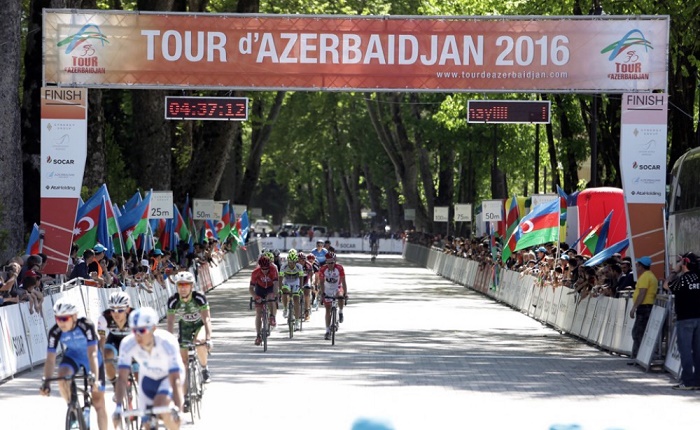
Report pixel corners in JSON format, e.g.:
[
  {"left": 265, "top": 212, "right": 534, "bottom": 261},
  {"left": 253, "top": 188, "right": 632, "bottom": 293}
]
[
  {"left": 556, "top": 185, "right": 568, "bottom": 227},
  {"left": 118, "top": 191, "right": 152, "bottom": 250},
  {"left": 74, "top": 187, "right": 110, "bottom": 255},
  {"left": 240, "top": 210, "right": 250, "bottom": 243},
  {"left": 26, "top": 223, "right": 42, "bottom": 255},
  {"left": 173, "top": 204, "right": 188, "bottom": 243},
  {"left": 501, "top": 199, "right": 560, "bottom": 262},
  {"left": 216, "top": 202, "right": 232, "bottom": 242},
  {"left": 583, "top": 238, "right": 630, "bottom": 267},
  {"left": 583, "top": 211, "right": 613, "bottom": 256}
]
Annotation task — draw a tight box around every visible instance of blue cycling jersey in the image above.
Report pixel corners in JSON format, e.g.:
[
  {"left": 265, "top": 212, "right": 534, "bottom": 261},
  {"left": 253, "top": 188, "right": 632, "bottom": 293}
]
[
  {"left": 47, "top": 317, "right": 103, "bottom": 366},
  {"left": 310, "top": 248, "right": 328, "bottom": 264}
]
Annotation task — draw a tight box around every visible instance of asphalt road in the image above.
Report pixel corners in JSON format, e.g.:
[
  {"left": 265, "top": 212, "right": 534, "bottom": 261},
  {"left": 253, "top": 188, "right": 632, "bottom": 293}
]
[{"left": 1, "top": 254, "right": 698, "bottom": 430}]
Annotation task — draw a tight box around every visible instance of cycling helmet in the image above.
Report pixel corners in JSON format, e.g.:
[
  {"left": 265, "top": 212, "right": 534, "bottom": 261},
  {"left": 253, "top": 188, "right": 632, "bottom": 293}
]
[
  {"left": 306, "top": 254, "right": 316, "bottom": 262},
  {"left": 128, "top": 307, "right": 159, "bottom": 328},
  {"left": 173, "top": 271, "right": 196, "bottom": 285},
  {"left": 273, "top": 249, "right": 281, "bottom": 257},
  {"left": 325, "top": 252, "right": 336, "bottom": 263},
  {"left": 264, "top": 250, "right": 274, "bottom": 260},
  {"left": 258, "top": 255, "right": 271, "bottom": 268},
  {"left": 298, "top": 252, "right": 305, "bottom": 261},
  {"left": 261, "top": 248, "right": 268, "bottom": 254},
  {"left": 108, "top": 291, "right": 131, "bottom": 309},
  {"left": 288, "top": 249, "right": 299, "bottom": 262},
  {"left": 53, "top": 298, "right": 79, "bottom": 316}
]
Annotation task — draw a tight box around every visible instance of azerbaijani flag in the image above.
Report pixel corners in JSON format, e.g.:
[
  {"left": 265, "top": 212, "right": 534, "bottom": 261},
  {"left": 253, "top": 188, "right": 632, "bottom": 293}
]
[
  {"left": 583, "top": 210, "right": 613, "bottom": 256},
  {"left": 118, "top": 191, "right": 152, "bottom": 249},
  {"left": 173, "top": 204, "right": 188, "bottom": 243},
  {"left": 501, "top": 196, "right": 521, "bottom": 262},
  {"left": 502, "top": 198, "right": 560, "bottom": 261},
  {"left": 557, "top": 185, "right": 568, "bottom": 227},
  {"left": 26, "top": 223, "right": 42, "bottom": 255},
  {"left": 216, "top": 202, "right": 232, "bottom": 242},
  {"left": 74, "top": 186, "right": 109, "bottom": 255},
  {"left": 583, "top": 238, "right": 630, "bottom": 267}
]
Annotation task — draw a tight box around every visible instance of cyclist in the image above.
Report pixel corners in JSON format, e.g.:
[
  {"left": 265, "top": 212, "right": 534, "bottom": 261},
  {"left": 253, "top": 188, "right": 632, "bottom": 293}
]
[
  {"left": 318, "top": 252, "right": 348, "bottom": 340},
  {"left": 304, "top": 253, "right": 321, "bottom": 318},
  {"left": 40, "top": 298, "right": 108, "bottom": 430},
  {"left": 249, "top": 255, "right": 279, "bottom": 345},
  {"left": 272, "top": 249, "right": 282, "bottom": 271},
  {"left": 113, "top": 307, "right": 184, "bottom": 430},
  {"left": 310, "top": 239, "right": 328, "bottom": 265},
  {"left": 166, "top": 271, "right": 212, "bottom": 413},
  {"left": 279, "top": 249, "right": 305, "bottom": 331},
  {"left": 97, "top": 291, "right": 135, "bottom": 390},
  {"left": 369, "top": 230, "right": 379, "bottom": 258}
]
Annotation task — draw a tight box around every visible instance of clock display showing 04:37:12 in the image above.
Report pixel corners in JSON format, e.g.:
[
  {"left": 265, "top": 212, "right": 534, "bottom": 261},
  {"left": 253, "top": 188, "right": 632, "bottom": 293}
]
[{"left": 164, "top": 96, "right": 249, "bottom": 121}]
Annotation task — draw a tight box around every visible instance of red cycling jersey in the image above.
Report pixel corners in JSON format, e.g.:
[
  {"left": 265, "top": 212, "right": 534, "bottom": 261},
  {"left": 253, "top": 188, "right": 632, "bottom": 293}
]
[
  {"left": 319, "top": 264, "right": 345, "bottom": 292},
  {"left": 250, "top": 265, "right": 279, "bottom": 288}
]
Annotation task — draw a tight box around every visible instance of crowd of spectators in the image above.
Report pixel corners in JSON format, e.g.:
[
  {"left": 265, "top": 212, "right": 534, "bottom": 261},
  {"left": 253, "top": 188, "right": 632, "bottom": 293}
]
[
  {"left": 405, "top": 231, "right": 654, "bottom": 303},
  {"left": 0, "top": 235, "right": 241, "bottom": 309}
]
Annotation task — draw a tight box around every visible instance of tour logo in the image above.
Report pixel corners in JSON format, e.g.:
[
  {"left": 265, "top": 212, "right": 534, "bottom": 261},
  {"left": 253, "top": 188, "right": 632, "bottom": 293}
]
[
  {"left": 57, "top": 23, "right": 108, "bottom": 75},
  {"left": 601, "top": 29, "right": 652, "bottom": 81}
]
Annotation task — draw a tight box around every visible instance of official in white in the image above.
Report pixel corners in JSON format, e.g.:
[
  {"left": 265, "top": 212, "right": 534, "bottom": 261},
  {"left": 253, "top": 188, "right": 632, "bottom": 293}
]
[{"left": 113, "top": 307, "right": 184, "bottom": 430}]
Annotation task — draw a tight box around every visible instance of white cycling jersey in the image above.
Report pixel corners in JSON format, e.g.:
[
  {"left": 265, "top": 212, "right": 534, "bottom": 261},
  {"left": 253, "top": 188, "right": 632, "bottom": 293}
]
[{"left": 118, "top": 329, "right": 184, "bottom": 381}]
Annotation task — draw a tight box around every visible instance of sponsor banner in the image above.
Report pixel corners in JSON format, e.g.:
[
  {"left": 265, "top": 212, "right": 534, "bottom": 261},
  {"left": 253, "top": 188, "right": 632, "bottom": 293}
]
[
  {"left": 2, "top": 305, "right": 32, "bottom": 372},
  {"left": 19, "top": 303, "right": 48, "bottom": 366},
  {"left": 620, "top": 93, "right": 668, "bottom": 278},
  {"left": 0, "top": 308, "right": 15, "bottom": 379},
  {"left": 433, "top": 206, "right": 449, "bottom": 222},
  {"left": 41, "top": 87, "right": 86, "bottom": 275},
  {"left": 149, "top": 191, "right": 174, "bottom": 219},
  {"left": 454, "top": 204, "right": 472, "bottom": 222},
  {"left": 404, "top": 208, "right": 416, "bottom": 221},
  {"left": 44, "top": 11, "right": 668, "bottom": 92}
]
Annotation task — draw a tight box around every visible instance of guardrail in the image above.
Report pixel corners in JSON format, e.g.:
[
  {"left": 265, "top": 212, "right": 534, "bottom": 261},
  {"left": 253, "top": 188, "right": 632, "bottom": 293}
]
[
  {"left": 0, "top": 241, "right": 260, "bottom": 382},
  {"left": 403, "top": 243, "right": 681, "bottom": 378}
]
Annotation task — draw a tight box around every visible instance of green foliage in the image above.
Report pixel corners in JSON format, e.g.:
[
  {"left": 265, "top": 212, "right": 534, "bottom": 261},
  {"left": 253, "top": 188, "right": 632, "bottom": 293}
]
[{"left": 105, "top": 123, "right": 137, "bottom": 205}]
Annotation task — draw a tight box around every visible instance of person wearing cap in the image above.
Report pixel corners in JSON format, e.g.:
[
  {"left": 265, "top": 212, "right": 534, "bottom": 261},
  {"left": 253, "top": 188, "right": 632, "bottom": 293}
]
[
  {"left": 88, "top": 244, "right": 107, "bottom": 287},
  {"left": 69, "top": 249, "right": 96, "bottom": 281},
  {"left": 310, "top": 239, "right": 328, "bottom": 265},
  {"left": 535, "top": 246, "right": 547, "bottom": 263},
  {"left": 662, "top": 253, "right": 700, "bottom": 390},
  {"left": 629, "top": 256, "right": 658, "bottom": 360}
]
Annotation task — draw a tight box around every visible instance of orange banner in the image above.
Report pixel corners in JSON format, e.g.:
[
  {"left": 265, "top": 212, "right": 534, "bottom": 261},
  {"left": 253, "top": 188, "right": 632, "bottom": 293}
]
[{"left": 43, "top": 11, "right": 669, "bottom": 92}]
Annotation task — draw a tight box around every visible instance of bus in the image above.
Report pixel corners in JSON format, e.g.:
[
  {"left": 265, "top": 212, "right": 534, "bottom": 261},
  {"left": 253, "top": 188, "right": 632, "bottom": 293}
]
[{"left": 667, "top": 146, "right": 700, "bottom": 264}]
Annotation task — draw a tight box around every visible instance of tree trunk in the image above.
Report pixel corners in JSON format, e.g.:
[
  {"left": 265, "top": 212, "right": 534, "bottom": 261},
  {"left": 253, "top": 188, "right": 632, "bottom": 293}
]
[
  {"left": 84, "top": 89, "right": 106, "bottom": 190},
  {"left": 339, "top": 166, "right": 362, "bottom": 236},
  {"left": 0, "top": 0, "right": 23, "bottom": 261},
  {"left": 235, "top": 92, "right": 286, "bottom": 206},
  {"left": 545, "top": 121, "right": 560, "bottom": 193},
  {"left": 554, "top": 95, "right": 579, "bottom": 192}
]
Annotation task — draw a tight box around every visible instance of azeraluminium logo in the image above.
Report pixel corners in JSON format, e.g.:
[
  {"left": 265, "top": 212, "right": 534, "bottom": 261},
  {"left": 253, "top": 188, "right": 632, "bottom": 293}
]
[
  {"left": 57, "top": 23, "right": 108, "bottom": 75},
  {"left": 601, "top": 29, "right": 652, "bottom": 81}
]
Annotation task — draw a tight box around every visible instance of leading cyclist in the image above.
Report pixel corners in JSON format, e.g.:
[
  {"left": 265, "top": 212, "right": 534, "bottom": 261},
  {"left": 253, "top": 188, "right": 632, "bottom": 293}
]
[
  {"left": 318, "top": 252, "right": 348, "bottom": 340},
  {"left": 40, "top": 298, "right": 108, "bottom": 430},
  {"left": 166, "top": 271, "right": 212, "bottom": 413},
  {"left": 279, "top": 249, "right": 305, "bottom": 331},
  {"left": 249, "top": 255, "right": 279, "bottom": 345},
  {"left": 113, "top": 307, "right": 184, "bottom": 430}
]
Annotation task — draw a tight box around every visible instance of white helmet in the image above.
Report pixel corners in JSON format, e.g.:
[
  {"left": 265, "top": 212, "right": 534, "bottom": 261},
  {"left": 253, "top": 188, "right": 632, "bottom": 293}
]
[
  {"left": 53, "top": 298, "right": 79, "bottom": 316},
  {"left": 108, "top": 291, "right": 131, "bottom": 309},
  {"left": 128, "top": 307, "right": 159, "bottom": 328},
  {"left": 173, "top": 271, "right": 196, "bottom": 285}
]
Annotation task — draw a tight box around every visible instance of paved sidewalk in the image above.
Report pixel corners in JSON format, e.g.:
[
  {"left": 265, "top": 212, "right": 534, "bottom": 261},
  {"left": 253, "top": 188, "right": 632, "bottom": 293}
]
[{"left": 1, "top": 254, "right": 697, "bottom": 430}]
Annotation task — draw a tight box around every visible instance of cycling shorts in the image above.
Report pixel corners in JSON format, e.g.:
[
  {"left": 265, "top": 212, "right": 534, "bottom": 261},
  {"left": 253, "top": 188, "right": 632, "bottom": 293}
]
[
  {"left": 254, "top": 285, "right": 275, "bottom": 299},
  {"left": 178, "top": 322, "right": 204, "bottom": 350},
  {"left": 281, "top": 284, "right": 302, "bottom": 294},
  {"left": 59, "top": 356, "right": 106, "bottom": 392}
]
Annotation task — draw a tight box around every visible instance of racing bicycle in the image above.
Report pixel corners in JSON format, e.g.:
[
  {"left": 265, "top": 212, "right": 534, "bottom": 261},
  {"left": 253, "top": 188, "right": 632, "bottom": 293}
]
[{"left": 42, "top": 372, "right": 93, "bottom": 430}]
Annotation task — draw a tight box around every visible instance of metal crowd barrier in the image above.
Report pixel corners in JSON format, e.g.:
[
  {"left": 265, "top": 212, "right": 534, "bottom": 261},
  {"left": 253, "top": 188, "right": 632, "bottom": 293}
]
[
  {"left": 0, "top": 241, "right": 260, "bottom": 382},
  {"left": 403, "top": 243, "right": 678, "bottom": 376}
]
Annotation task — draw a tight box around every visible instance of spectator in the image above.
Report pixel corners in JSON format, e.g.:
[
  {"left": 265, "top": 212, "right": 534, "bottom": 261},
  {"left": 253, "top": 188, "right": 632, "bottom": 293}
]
[
  {"left": 663, "top": 252, "right": 700, "bottom": 390},
  {"left": 69, "top": 249, "right": 95, "bottom": 281},
  {"left": 0, "top": 262, "right": 22, "bottom": 306},
  {"left": 629, "top": 256, "right": 658, "bottom": 362},
  {"left": 618, "top": 258, "right": 635, "bottom": 292},
  {"left": 89, "top": 244, "right": 107, "bottom": 287},
  {"left": 20, "top": 275, "right": 43, "bottom": 315}
]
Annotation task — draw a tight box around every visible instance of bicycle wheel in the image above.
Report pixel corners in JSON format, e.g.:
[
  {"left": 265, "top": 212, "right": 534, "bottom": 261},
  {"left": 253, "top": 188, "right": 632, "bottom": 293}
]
[
  {"left": 288, "top": 305, "right": 294, "bottom": 339},
  {"left": 125, "top": 377, "right": 139, "bottom": 430},
  {"left": 192, "top": 364, "right": 203, "bottom": 420},
  {"left": 187, "top": 361, "right": 198, "bottom": 423},
  {"left": 299, "top": 296, "right": 305, "bottom": 332},
  {"left": 65, "top": 404, "right": 86, "bottom": 430},
  {"left": 262, "top": 305, "right": 269, "bottom": 352},
  {"left": 331, "top": 306, "right": 337, "bottom": 346}
]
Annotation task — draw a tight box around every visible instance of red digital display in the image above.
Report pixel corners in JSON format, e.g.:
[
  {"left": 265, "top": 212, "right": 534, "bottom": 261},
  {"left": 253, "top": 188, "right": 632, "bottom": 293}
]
[
  {"left": 165, "top": 96, "right": 248, "bottom": 121},
  {"left": 467, "top": 100, "right": 551, "bottom": 124}
]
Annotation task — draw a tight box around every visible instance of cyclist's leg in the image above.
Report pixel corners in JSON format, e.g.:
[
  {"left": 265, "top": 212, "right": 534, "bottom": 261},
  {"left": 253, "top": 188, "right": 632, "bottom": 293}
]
[
  {"left": 303, "top": 286, "right": 312, "bottom": 319},
  {"left": 192, "top": 325, "right": 209, "bottom": 370},
  {"left": 292, "top": 287, "right": 301, "bottom": 320},
  {"left": 91, "top": 361, "right": 108, "bottom": 430},
  {"left": 103, "top": 343, "right": 119, "bottom": 385},
  {"left": 281, "top": 286, "right": 290, "bottom": 316},
  {"left": 56, "top": 356, "right": 79, "bottom": 403},
  {"left": 154, "top": 391, "right": 179, "bottom": 430}
]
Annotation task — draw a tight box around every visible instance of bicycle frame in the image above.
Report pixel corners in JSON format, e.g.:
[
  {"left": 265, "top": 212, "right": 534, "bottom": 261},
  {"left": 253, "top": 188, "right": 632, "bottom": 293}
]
[
  {"left": 185, "top": 342, "right": 205, "bottom": 423},
  {"left": 43, "top": 372, "right": 92, "bottom": 430}
]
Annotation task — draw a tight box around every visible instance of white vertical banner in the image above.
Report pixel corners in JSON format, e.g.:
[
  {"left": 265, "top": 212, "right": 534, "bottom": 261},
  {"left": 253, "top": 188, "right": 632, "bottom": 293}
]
[
  {"left": 433, "top": 206, "right": 449, "bottom": 222},
  {"left": 454, "top": 204, "right": 473, "bottom": 222},
  {"left": 620, "top": 94, "right": 668, "bottom": 204}
]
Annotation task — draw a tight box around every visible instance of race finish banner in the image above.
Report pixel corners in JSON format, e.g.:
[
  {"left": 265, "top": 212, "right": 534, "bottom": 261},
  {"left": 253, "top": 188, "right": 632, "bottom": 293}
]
[
  {"left": 43, "top": 11, "right": 669, "bottom": 92},
  {"left": 620, "top": 93, "right": 668, "bottom": 279},
  {"left": 40, "top": 87, "right": 87, "bottom": 275}
]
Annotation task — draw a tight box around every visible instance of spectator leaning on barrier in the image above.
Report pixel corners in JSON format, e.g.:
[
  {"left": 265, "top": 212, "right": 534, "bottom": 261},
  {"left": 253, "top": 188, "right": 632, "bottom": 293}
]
[
  {"left": 629, "top": 256, "right": 658, "bottom": 361},
  {"left": 663, "top": 252, "right": 700, "bottom": 390}
]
